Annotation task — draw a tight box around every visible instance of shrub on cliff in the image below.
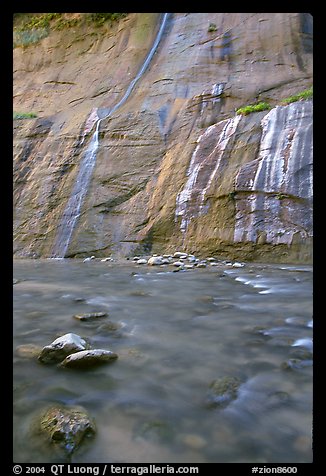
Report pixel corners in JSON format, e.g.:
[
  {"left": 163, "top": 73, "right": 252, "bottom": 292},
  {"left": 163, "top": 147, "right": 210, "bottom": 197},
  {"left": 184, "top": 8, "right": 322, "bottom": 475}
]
[
  {"left": 13, "top": 112, "right": 37, "bottom": 120},
  {"left": 236, "top": 102, "right": 271, "bottom": 116},
  {"left": 281, "top": 87, "right": 313, "bottom": 105}
]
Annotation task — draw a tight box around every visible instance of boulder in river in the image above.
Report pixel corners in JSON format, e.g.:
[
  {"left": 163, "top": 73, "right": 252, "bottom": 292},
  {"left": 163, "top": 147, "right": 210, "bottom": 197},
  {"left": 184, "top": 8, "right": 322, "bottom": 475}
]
[
  {"left": 38, "top": 333, "right": 88, "bottom": 364},
  {"left": 60, "top": 349, "right": 118, "bottom": 369},
  {"left": 37, "top": 404, "right": 96, "bottom": 456}
]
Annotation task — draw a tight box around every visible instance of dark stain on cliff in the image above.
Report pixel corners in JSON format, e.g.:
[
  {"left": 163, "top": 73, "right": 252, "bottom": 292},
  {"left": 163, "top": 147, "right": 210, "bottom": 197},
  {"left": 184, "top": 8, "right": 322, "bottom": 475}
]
[
  {"left": 300, "top": 13, "right": 313, "bottom": 53},
  {"left": 220, "top": 30, "right": 232, "bottom": 62}
]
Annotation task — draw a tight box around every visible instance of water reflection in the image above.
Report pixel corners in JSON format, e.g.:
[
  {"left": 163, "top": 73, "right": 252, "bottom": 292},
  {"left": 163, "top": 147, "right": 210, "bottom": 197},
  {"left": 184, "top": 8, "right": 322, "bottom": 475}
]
[{"left": 13, "top": 259, "right": 313, "bottom": 463}]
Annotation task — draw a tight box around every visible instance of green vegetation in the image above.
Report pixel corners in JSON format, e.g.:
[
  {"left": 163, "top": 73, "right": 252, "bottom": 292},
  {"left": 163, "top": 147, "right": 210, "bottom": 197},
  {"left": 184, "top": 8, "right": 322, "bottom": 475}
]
[
  {"left": 281, "top": 87, "right": 313, "bottom": 105},
  {"left": 13, "top": 112, "right": 37, "bottom": 120},
  {"left": 13, "top": 13, "right": 128, "bottom": 47},
  {"left": 208, "top": 23, "right": 217, "bottom": 32},
  {"left": 87, "top": 13, "right": 127, "bottom": 27},
  {"left": 236, "top": 102, "right": 271, "bottom": 116},
  {"left": 236, "top": 87, "right": 313, "bottom": 117}
]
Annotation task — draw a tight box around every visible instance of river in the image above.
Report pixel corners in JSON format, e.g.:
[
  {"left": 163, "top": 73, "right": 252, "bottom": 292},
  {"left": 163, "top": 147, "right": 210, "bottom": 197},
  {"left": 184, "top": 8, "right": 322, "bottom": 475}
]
[{"left": 13, "top": 258, "right": 313, "bottom": 463}]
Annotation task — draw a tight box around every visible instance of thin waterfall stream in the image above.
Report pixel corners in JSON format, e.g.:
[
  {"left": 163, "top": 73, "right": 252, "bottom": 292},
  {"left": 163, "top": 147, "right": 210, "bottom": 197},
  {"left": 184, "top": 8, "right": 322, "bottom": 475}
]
[{"left": 51, "top": 13, "right": 169, "bottom": 258}]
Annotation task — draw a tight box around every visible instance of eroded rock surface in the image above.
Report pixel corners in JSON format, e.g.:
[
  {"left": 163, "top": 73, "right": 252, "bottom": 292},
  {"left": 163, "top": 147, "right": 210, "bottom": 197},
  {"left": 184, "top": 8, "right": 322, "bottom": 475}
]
[{"left": 13, "top": 13, "right": 313, "bottom": 262}]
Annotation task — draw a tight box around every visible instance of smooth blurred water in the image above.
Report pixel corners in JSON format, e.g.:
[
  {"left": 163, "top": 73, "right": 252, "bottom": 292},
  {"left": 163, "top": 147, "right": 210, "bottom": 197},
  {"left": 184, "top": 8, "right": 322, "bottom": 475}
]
[{"left": 13, "top": 259, "right": 313, "bottom": 463}]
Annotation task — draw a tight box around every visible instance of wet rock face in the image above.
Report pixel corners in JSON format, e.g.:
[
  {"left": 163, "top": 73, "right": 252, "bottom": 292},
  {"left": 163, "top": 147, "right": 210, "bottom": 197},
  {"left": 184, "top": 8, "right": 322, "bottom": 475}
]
[
  {"left": 38, "top": 405, "right": 96, "bottom": 456},
  {"left": 13, "top": 13, "right": 312, "bottom": 262},
  {"left": 234, "top": 101, "right": 313, "bottom": 247}
]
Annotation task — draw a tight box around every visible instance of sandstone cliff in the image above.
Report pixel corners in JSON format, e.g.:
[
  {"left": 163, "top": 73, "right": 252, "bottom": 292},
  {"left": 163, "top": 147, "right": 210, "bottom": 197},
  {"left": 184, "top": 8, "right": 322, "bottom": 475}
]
[{"left": 13, "top": 13, "right": 313, "bottom": 262}]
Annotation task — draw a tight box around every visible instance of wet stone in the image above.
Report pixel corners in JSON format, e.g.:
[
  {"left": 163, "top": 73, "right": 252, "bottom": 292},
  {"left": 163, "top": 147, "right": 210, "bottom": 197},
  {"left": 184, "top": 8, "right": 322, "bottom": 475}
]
[
  {"left": 172, "top": 261, "right": 184, "bottom": 267},
  {"left": 196, "top": 262, "right": 207, "bottom": 268},
  {"left": 73, "top": 312, "right": 108, "bottom": 321},
  {"left": 136, "top": 259, "right": 148, "bottom": 265},
  {"left": 37, "top": 404, "right": 96, "bottom": 456},
  {"left": 173, "top": 252, "right": 188, "bottom": 259},
  {"left": 147, "top": 256, "right": 163, "bottom": 265},
  {"left": 38, "top": 333, "right": 88, "bottom": 364},
  {"left": 60, "top": 349, "right": 118, "bottom": 369}
]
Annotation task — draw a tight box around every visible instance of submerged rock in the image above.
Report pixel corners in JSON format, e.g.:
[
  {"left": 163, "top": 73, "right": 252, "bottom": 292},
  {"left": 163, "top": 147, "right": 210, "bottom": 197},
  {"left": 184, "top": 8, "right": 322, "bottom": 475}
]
[
  {"left": 136, "top": 258, "right": 148, "bottom": 264},
  {"left": 16, "top": 343, "right": 43, "bottom": 359},
  {"left": 73, "top": 312, "right": 108, "bottom": 321},
  {"left": 60, "top": 349, "right": 118, "bottom": 369},
  {"left": 207, "top": 376, "right": 241, "bottom": 408},
  {"left": 37, "top": 404, "right": 96, "bottom": 456},
  {"left": 38, "top": 333, "right": 88, "bottom": 364}
]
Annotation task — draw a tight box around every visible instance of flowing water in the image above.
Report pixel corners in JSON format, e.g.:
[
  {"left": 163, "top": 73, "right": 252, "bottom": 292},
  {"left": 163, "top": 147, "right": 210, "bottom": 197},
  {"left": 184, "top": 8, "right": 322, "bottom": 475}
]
[
  {"left": 51, "top": 13, "right": 169, "bottom": 258},
  {"left": 13, "top": 259, "right": 313, "bottom": 463}
]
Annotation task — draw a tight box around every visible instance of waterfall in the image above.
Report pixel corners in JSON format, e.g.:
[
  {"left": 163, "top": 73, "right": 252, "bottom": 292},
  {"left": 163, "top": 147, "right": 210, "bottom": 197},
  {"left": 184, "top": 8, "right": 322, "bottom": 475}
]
[{"left": 51, "top": 13, "right": 169, "bottom": 258}]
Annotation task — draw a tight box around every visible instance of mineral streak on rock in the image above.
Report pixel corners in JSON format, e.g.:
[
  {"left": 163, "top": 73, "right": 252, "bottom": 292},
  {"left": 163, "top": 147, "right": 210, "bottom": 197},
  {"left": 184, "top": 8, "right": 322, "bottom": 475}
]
[
  {"left": 13, "top": 13, "right": 312, "bottom": 262},
  {"left": 234, "top": 101, "right": 313, "bottom": 246}
]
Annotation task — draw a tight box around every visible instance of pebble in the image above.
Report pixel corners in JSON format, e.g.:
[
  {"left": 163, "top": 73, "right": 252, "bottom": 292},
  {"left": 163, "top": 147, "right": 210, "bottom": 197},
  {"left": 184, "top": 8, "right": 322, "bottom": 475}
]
[
  {"left": 161, "top": 258, "right": 171, "bottom": 264},
  {"left": 83, "top": 256, "right": 95, "bottom": 262},
  {"left": 136, "top": 259, "right": 148, "bottom": 265},
  {"left": 196, "top": 262, "right": 207, "bottom": 268},
  {"left": 132, "top": 251, "right": 247, "bottom": 273},
  {"left": 173, "top": 252, "right": 188, "bottom": 259},
  {"left": 172, "top": 261, "right": 184, "bottom": 267}
]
